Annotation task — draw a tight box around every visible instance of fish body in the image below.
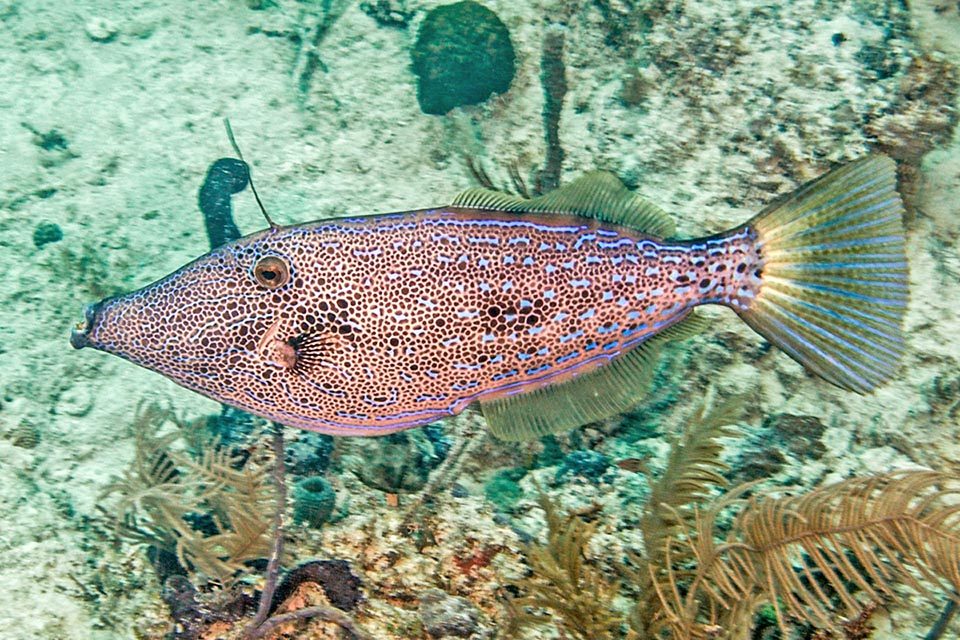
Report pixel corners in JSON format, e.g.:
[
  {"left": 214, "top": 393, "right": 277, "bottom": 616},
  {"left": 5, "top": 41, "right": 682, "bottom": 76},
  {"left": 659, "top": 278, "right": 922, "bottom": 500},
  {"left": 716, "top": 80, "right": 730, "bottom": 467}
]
[{"left": 72, "top": 157, "right": 908, "bottom": 440}]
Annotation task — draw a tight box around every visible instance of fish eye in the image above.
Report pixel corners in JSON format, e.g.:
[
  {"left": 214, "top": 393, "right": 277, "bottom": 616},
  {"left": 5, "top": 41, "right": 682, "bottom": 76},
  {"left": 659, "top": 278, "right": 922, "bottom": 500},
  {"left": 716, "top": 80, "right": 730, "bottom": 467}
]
[{"left": 253, "top": 255, "right": 291, "bottom": 289}]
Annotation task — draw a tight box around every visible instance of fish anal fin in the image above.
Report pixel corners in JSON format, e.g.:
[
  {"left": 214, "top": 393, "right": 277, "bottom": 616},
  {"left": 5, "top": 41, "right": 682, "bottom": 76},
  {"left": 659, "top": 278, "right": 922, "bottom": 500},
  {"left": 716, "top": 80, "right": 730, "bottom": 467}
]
[
  {"left": 452, "top": 171, "right": 676, "bottom": 237},
  {"left": 480, "top": 311, "right": 707, "bottom": 441}
]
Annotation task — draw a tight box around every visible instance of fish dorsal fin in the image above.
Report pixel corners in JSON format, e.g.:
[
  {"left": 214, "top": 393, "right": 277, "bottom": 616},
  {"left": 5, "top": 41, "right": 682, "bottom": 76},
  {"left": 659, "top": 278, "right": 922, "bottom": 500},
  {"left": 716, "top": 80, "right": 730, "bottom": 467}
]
[
  {"left": 480, "top": 311, "right": 708, "bottom": 441},
  {"left": 452, "top": 171, "right": 676, "bottom": 237}
]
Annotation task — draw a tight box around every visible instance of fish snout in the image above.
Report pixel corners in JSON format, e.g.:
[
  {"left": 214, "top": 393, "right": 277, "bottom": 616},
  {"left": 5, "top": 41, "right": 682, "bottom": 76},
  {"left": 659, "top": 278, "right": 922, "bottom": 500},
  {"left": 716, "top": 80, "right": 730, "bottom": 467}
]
[{"left": 70, "top": 302, "right": 102, "bottom": 350}]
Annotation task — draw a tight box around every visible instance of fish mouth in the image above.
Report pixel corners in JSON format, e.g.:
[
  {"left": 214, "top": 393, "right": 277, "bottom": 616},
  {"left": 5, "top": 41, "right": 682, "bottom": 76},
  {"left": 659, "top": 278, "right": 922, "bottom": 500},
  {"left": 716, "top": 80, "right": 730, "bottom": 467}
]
[{"left": 70, "top": 302, "right": 102, "bottom": 350}]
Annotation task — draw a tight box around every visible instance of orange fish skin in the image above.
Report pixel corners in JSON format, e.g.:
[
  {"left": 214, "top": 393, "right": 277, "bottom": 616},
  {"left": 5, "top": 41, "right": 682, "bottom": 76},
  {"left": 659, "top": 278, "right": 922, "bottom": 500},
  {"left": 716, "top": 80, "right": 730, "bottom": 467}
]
[
  {"left": 70, "top": 207, "right": 760, "bottom": 435},
  {"left": 71, "top": 156, "right": 909, "bottom": 438}
]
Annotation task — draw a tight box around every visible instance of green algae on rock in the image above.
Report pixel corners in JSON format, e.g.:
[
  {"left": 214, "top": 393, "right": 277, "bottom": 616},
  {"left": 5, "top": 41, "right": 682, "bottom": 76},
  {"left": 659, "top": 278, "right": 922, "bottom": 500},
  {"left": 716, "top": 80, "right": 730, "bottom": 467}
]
[{"left": 411, "top": 0, "right": 515, "bottom": 115}]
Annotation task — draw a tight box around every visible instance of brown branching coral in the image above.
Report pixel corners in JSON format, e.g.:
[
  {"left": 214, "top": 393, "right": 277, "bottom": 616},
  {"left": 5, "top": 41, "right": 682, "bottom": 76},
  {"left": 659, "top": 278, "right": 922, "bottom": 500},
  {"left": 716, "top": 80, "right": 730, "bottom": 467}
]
[
  {"left": 506, "top": 491, "right": 623, "bottom": 640},
  {"left": 504, "top": 395, "right": 741, "bottom": 640},
  {"left": 103, "top": 402, "right": 275, "bottom": 587},
  {"left": 631, "top": 394, "right": 741, "bottom": 638},
  {"left": 657, "top": 470, "right": 960, "bottom": 639},
  {"left": 107, "top": 408, "right": 372, "bottom": 639},
  {"left": 504, "top": 394, "right": 960, "bottom": 639}
]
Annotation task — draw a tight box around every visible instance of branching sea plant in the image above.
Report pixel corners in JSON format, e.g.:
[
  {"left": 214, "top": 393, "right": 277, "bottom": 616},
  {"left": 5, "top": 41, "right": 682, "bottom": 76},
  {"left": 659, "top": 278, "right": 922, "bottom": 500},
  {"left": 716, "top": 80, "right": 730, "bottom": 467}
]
[
  {"left": 242, "top": 427, "right": 373, "bottom": 640},
  {"left": 657, "top": 470, "right": 960, "bottom": 639},
  {"left": 631, "top": 393, "right": 741, "bottom": 638},
  {"left": 505, "top": 490, "right": 623, "bottom": 640},
  {"left": 106, "top": 405, "right": 373, "bottom": 638},
  {"left": 505, "top": 394, "right": 740, "bottom": 640},
  {"left": 104, "top": 402, "right": 275, "bottom": 587},
  {"left": 504, "top": 393, "right": 960, "bottom": 639}
]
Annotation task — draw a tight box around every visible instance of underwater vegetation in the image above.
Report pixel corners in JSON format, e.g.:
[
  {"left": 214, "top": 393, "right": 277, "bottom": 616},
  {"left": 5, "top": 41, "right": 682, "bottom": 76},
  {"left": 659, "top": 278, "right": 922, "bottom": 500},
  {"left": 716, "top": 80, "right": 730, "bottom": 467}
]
[
  {"left": 660, "top": 471, "right": 960, "bottom": 639},
  {"left": 94, "top": 390, "right": 960, "bottom": 639},
  {"left": 102, "top": 403, "right": 276, "bottom": 587},
  {"left": 103, "top": 405, "right": 373, "bottom": 639},
  {"left": 505, "top": 489, "right": 624, "bottom": 640},
  {"left": 536, "top": 26, "right": 567, "bottom": 195},
  {"left": 504, "top": 396, "right": 960, "bottom": 640},
  {"left": 32, "top": 221, "right": 63, "bottom": 248},
  {"left": 85, "top": 396, "right": 960, "bottom": 639},
  {"left": 466, "top": 20, "right": 568, "bottom": 199},
  {"left": 411, "top": 0, "right": 515, "bottom": 115}
]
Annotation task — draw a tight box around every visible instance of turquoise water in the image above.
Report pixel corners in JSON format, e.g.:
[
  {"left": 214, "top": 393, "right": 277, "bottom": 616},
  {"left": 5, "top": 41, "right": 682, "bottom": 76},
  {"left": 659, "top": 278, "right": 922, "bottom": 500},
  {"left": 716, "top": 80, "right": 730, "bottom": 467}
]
[{"left": 1, "top": 1, "right": 959, "bottom": 638}]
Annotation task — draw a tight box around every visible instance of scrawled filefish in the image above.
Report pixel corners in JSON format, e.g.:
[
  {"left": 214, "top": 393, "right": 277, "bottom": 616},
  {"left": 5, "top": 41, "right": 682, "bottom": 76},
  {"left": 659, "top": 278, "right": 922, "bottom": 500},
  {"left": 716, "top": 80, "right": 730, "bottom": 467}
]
[{"left": 71, "top": 156, "right": 908, "bottom": 441}]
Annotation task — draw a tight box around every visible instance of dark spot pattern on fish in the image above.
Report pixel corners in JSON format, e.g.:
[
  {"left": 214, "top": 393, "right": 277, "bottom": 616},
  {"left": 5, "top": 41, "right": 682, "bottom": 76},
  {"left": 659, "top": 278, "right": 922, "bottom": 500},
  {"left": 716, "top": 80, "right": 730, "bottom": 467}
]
[
  {"left": 72, "top": 159, "right": 909, "bottom": 440},
  {"left": 79, "top": 209, "right": 757, "bottom": 433}
]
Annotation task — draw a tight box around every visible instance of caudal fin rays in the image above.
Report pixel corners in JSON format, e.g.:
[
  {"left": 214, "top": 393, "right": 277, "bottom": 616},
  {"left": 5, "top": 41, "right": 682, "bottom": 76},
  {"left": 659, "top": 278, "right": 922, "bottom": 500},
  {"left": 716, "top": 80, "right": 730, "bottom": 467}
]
[{"left": 739, "top": 155, "right": 908, "bottom": 392}]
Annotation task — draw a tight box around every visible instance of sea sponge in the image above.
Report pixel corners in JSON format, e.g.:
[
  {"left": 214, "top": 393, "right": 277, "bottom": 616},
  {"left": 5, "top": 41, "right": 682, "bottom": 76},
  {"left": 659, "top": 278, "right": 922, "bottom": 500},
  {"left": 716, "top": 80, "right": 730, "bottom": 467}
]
[
  {"left": 411, "top": 0, "right": 515, "bottom": 115},
  {"left": 197, "top": 158, "right": 247, "bottom": 250},
  {"left": 32, "top": 222, "right": 63, "bottom": 249},
  {"left": 292, "top": 476, "right": 337, "bottom": 528}
]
